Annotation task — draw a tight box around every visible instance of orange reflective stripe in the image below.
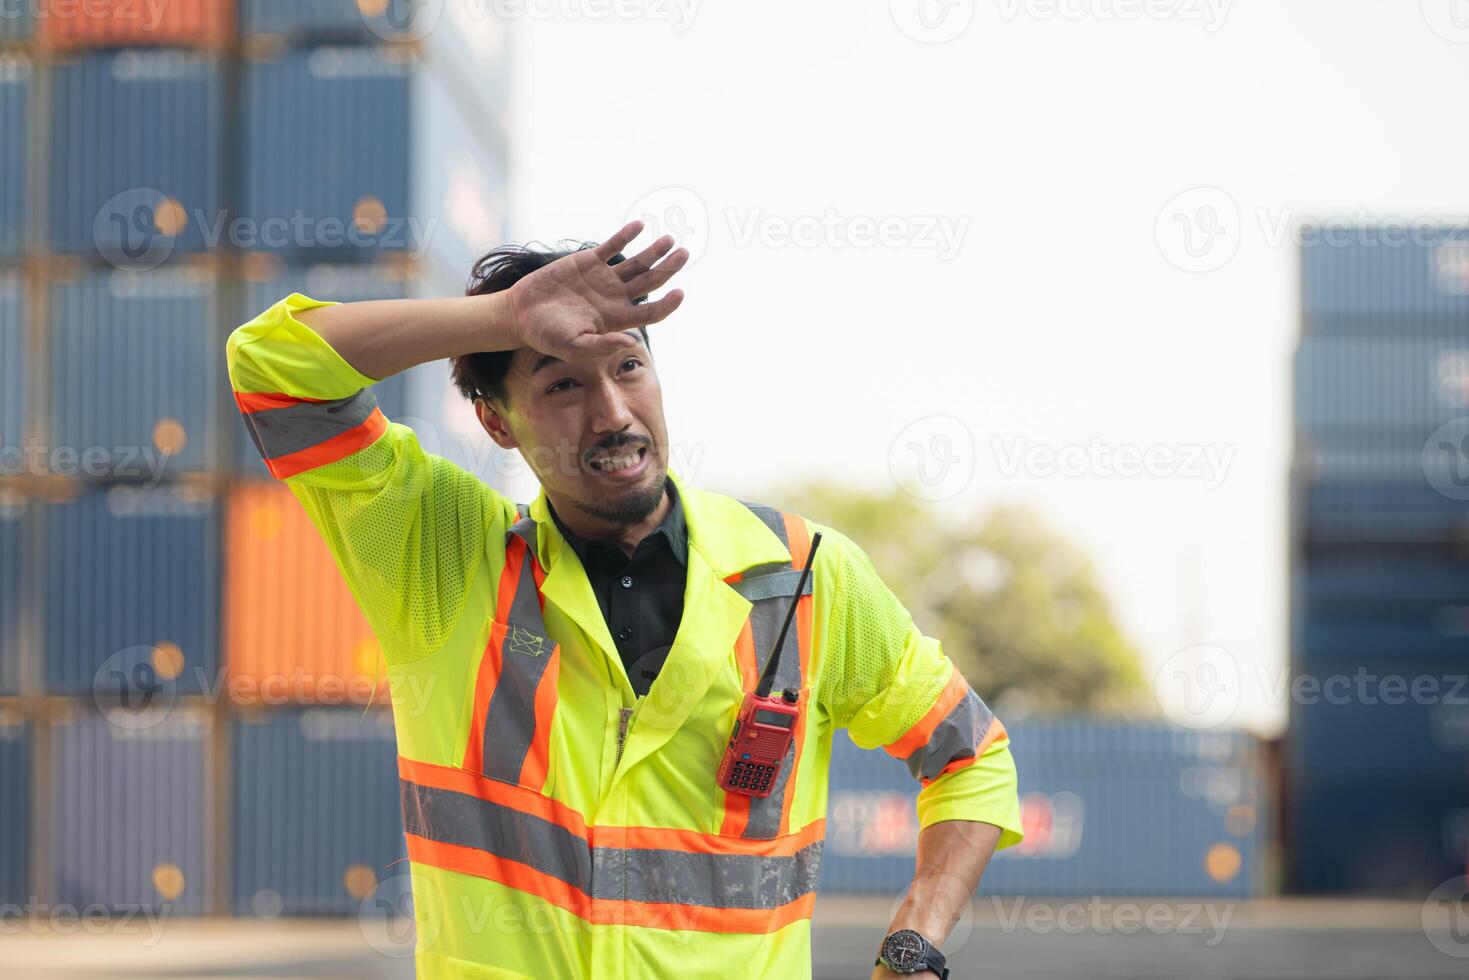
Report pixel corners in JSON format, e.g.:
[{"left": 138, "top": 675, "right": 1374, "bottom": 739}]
[
  {"left": 401, "top": 756, "right": 590, "bottom": 837},
  {"left": 521, "top": 645, "right": 559, "bottom": 792},
  {"left": 265, "top": 407, "right": 388, "bottom": 479},
  {"left": 779, "top": 513, "right": 814, "bottom": 838},
  {"left": 885, "top": 667, "right": 967, "bottom": 760},
  {"left": 232, "top": 390, "right": 327, "bottom": 413},
  {"left": 719, "top": 617, "right": 759, "bottom": 837},
  {"left": 461, "top": 546, "right": 525, "bottom": 775}
]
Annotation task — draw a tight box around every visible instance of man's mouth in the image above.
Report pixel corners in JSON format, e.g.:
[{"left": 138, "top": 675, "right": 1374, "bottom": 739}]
[{"left": 587, "top": 445, "right": 648, "bottom": 477}]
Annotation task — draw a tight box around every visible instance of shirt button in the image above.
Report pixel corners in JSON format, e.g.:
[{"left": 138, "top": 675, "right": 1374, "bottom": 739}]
[
  {"left": 617, "top": 626, "right": 634, "bottom": 642},
  {"left": 620, "top": 575, "right": 633, "bottom": 589}
]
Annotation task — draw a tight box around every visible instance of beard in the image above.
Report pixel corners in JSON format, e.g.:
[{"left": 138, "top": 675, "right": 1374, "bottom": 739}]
[{"left": 573, "top": 469, "right": 668, "bottom": 526}]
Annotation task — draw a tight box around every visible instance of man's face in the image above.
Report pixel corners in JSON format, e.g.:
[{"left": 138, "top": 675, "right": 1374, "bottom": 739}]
[{"left": 484, "top": 334, "right": 668, "bottom": 526}]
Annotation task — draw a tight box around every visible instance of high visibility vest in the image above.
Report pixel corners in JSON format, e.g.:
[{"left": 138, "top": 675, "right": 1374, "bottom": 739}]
[{"left": 395, "top": 500, "right": 829, "bottom": 978}]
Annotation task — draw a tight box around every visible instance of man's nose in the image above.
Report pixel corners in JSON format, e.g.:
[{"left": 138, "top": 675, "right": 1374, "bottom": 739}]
[{"left": 587, "top": 378, "right": 636, "bottom": 433}]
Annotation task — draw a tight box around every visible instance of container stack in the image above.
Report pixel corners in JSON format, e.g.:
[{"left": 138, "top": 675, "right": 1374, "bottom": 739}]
[
  {"left": 1290, "top": 227, "right": 1469, "bottom": 893},
  {"left": 0, "top": 0, "right": 507, "bottom": 917},
  {"left": 823, "top": 720, "right": 1268, "bottom": 897}
]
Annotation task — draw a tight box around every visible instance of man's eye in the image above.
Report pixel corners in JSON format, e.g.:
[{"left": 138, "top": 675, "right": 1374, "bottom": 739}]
[
  {"left": 621, "top": 358, "right": 643, "bottom": 373},
  {"left": 547, "top": 378, "right": 578, "bottom": 394}
]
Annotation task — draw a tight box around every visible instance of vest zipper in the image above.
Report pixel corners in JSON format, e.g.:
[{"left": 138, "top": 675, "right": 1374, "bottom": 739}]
[{"left": 613, "top": 705, "right": 634, "bottom": 772}]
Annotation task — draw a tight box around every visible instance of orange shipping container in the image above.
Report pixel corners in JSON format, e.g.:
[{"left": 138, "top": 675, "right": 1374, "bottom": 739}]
[
  {"left": 225, "top": 482, "right": 389, "bottom": 706},
  {"left": 39, "top": 0, "right": 234, "bottom": 50}
]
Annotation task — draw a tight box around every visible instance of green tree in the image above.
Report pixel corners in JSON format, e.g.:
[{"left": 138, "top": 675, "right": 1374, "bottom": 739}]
[{"left": 776, "top": 480, "right": 1151, "bottom": 717}]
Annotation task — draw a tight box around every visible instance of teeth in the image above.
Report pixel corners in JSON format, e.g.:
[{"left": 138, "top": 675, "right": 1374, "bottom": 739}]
[{"left": 591, "top": 449, "right": 641, "bottom": 472}]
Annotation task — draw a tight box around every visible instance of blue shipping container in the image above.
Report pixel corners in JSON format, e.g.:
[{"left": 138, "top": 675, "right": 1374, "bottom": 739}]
[
  {"left": 43, "top": 485, "right": 220, "bottom": 697},
  {"left": 1300, "top": 609, "right": 1469, "bottom": 659},
  {"left": 823, "top": 722, "right": 1265, "bottom": 898},
  {"left": 1302, "top": 226, "right": 1469, "bottom": 327},
  {"left": 0, "top": 705, "right": 28, "bottom": 905},
  {"left": 49, "top": 51, "right": 221, "bottom": 258},
  {"left": 1289, "top": 656, "right": 1469, "bottom": 776},
  {"left": 0, "top": 55, "right": 27, "bottom": 257},
  {"left": 0, "top": 272, "right": 23, "bottom": 462},
  {"left": 0, "top": 4, "right": 33, "bottom": 41},
  {"left": 1296, "top": 336, "right": 1469, "bottom": 436},
  {"left": 49, "top": 268, "right": 220, "bottom": 476},
  {"left": 0, "top": 489, "right": 26, "bottom": 695},
  {"left": 241, "top": 0, "right": 427, "bottom": 42},
  {"left": 232, "top": 708, "right": 404, "bottom": 916},
  {"left": 49, "top": 703, "right": 210, "bottom": 913},
  {"left": 235, "top": 264, "right": 411, "bottom": 473},
  {"left": 241, "top": 48, "right": 413, "bottom": 256},
  {"left": 1301, "top": 481, "right": 1469, "bottom": 546},
  {"left": 1291, "top": 774, "right": 1469, "bottom": 895}
]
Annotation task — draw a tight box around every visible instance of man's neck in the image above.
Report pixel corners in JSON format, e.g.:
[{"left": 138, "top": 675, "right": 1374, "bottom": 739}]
[{"left": 548, "top": 483, "right": 674, "bottom": 559}]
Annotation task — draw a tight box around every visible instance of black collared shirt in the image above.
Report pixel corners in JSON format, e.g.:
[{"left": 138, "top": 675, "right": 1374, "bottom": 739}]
[{"left": 548, "top": 481, "right": 688, "bottom": 698}]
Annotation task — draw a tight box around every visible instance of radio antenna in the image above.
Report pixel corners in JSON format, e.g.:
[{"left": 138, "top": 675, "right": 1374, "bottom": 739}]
[{"left": 756, "top": 532, "right": 822, "bottom": 699}]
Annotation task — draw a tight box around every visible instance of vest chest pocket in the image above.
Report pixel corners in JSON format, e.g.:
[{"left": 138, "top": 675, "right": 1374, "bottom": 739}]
[{"left": 462, "top": 617, "right": 561, "bottom": 791}]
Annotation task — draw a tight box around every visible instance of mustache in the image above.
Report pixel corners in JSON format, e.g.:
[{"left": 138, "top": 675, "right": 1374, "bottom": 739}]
[{"left": 584, "top": 434, "right": 651, "bottom": 459}]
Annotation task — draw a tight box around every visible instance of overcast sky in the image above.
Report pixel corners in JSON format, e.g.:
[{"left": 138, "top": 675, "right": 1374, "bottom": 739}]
[{"left": 496, "top": 0, "right": 1469, "bottom": 736}]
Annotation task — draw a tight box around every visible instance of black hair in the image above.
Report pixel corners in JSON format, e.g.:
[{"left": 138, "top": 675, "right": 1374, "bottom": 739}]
[{"left": 450, "top": 240, "right": 650, "bottom": 405}]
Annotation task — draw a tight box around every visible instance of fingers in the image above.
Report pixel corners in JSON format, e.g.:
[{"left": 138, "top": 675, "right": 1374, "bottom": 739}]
[
  {"left": 615, "top": 234, "right": 675, "bottom": 281},
  {"left": 624, "top": 246, "right": 689, "bottom": 299},
  {"left": 626, "top": 289, "right": 685, "bottom": 327},
  {"left": 593, "top": 220, "right": 644, "bottom": 262}
]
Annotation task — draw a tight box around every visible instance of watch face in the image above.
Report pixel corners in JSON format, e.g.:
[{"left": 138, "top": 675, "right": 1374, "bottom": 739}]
[{"left": 882, "top": 930, "right": 926, "bottom": 972}]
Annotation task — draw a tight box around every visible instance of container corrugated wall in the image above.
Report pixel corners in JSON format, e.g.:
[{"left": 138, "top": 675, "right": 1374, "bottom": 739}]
[
  {"left": 0, "top": 55, "right": 27, "bottom": 258},
  {"left": 49, "top": 51, "right": 222, "bottom": 258},
  {"left": 49, "top": 703, "right": 210, "bottom": 913},
  {"left": 823, "top": 721, "right": 1265, "bottom": 898},
  {"left": 232, "top": 708, "right": 403, "bottom": 915},
  {"left": 43, "top": 485, "right": 220, "bottom": 696},
  {"left": 0, "top": 272, "right": 24, "bottom": 459},
  {"left": 240, "top": 47, "right": 412, "bottom": 256},
  {"left": 224, "top": 483, "right": 387, "bottom": 704},
  {"left": 48, "top": 268, "right": 220, "bottom": 476},
  {"left": 0, "top": 489, "right": 27, "bottom": 694},
  {"left": 37, "top": 0, "right": 234, "bottom": 50},
  {"left": 0, "top": 4, "right": 33, "bottom": 42},
  {"left": 1296, "top": 336, "right": 1469, "bottom": 434},
  {"left": 235, "top": 262, "right": 411, "bottom": 473},
  {"left": 240, "top": 0, "right": 426, "bottom": 43},
  {"left": 1302, "top": 227, "right": 1469, "bottom": 329},
  {"left": 0, "top": 704, "right": 28, "bottom": 904}
]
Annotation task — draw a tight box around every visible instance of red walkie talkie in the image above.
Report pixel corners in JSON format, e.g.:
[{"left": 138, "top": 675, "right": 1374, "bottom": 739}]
[{"left": 717, "top": 532, "right": 823, "bottom": 798}]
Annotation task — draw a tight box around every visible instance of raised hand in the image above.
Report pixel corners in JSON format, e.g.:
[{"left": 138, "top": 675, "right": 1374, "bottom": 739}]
[{"left": 508, "top": 220, "right": 688, "bottom": 362}]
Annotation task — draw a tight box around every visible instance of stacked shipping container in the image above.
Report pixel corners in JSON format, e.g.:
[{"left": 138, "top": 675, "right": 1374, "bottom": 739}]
[
  {"left": 1290, "top": 227, "right": 1469, "bottom": 894},
  {"left": 0, "top": 0, "right": 506, "bottom": 915}
]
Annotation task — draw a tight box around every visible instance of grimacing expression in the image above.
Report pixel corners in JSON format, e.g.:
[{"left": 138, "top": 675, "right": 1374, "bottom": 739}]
[{"left": 492, "top": 335, "right": 668, "bottom": 526}]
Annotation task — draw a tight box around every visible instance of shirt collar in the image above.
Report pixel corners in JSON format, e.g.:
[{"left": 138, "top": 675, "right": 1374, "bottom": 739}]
[{"left": 546, "top": 475, "right": 689, "bottom": 568}]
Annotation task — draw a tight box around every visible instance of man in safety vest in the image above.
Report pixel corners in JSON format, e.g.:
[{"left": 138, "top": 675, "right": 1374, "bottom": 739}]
[{"left": 227, "top": 220, "right": 1023, "bottom": 979}]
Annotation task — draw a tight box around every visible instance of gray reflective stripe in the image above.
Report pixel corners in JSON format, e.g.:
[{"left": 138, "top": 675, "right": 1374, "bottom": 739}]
[
  {"left": 402, "top": 779, "right": 823, "bottom": 911},
  {"left": 900, "top": 688, "right": 996, "bottom": 781},
  {"left": 481, "top": 531, "right": 557, "bottom": 783},
  {"left": 738, "top": 501, "right": 789, "bottom": 547},
  {"left": 242, "top": 388, "right": 378, "bottom": 461},
  {"left": 402, "top": 781, "right": 592, "bottom": 884},
  {"left": 743, "top": 736, "right": 798, "bottom": 840},
  {"left": 515, "top": 502, "right": 531, "bottom": 520},
  {"left": 729, "top": 569, "right": 813, "bottom": 602}
]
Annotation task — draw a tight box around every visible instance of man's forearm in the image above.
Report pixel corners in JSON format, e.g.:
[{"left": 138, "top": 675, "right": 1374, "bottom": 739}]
[
  {"left": 296, "top": 293, "right": 520, "bottom": 382},
  {"left": 886, "top": 819, "right": 1002, "bottom": 948}
]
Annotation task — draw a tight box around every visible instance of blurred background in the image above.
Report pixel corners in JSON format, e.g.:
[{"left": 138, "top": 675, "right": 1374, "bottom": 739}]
[{"left": 1, "top": 0, "right": 1468, "bottom": 977}]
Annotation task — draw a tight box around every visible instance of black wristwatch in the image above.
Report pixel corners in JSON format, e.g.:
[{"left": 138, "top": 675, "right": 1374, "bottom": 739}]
[{"left": 875, "top": 929, "right": 949, "bottom": 977}]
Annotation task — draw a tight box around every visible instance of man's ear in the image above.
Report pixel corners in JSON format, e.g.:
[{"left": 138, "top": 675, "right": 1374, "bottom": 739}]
[{"left": 476, "top": 397, "right": 518, "bottom": 450}]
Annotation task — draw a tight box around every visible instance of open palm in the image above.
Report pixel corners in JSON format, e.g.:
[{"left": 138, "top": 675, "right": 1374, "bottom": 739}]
[{"left": 509, "top": 220, "right": 688, "bottom": 361}]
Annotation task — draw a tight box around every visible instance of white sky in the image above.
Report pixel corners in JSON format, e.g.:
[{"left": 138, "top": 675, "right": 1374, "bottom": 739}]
[{"left": 500, "top": 0, "right": 1469, "bottom": 737}]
